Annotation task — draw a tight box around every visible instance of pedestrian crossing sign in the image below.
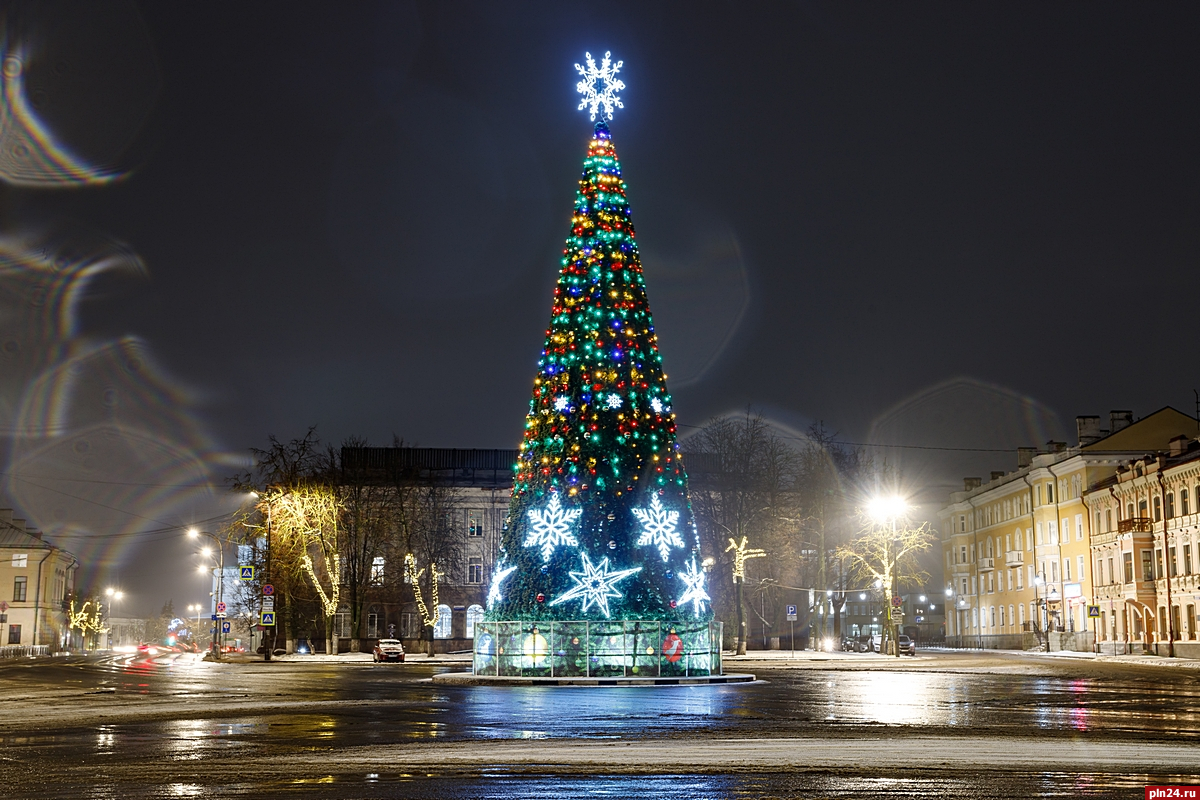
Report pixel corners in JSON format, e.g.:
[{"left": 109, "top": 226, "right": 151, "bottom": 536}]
[
  {"left": 240, "top": 566, "right": 255, "bottom": 580},
  {"left": 1087, "top": 605, "right": 1101, "bottom": 618},
  {"left": 260, "top": 611, "right": 275, "bottom": 626}
]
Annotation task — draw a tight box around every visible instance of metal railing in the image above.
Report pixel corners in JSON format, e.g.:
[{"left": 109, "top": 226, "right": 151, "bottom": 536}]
[
  {"left": 1118, "top": 517, "right": 1153, "bottom": 533},
  {"left": 472, "top": 620, "right": 723, "bottom": 678},
  {"left": 0, "top": 645, "right": 50, "bottom": 659}
]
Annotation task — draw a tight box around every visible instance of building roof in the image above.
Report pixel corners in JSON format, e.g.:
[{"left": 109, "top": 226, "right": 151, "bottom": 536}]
[{"left": 1081, "top": 406, "right": 1199, "bottom": 454}]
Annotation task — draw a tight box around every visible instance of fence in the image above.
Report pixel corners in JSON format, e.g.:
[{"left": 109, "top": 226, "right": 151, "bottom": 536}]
[
  {"left": 473, "top": 620, "right": 723, "bottom": 678},
  {"left": 0, "top": 645, "right": 50, "bottom": 659}
]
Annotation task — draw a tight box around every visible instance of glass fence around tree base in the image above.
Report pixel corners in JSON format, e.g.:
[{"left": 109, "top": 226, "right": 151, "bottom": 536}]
[{"left": 473, "top": 620, "right": 723, "bottom": 678}]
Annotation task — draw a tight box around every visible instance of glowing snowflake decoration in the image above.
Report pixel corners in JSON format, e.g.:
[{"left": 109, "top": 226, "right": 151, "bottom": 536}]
[
  {"left": 486, "top": 562, "right": 517, "bottom": 611},
  {"left": 677, "top": 556, "right": 710, "bottom": 616},
  {"left": 554, "top": 396, "right": 569, "bottom": 412},
  {"left": 549, "top": 552, "right": 641, "bottom": 618},
  {"left": 606, "top": 393, "right": 623, "bottom": 409},
  {"left": 524, "top": 492, "right": 582, "bottom": 562},
  {"left": 575, "top": 51, "right": 625, "bottom": 122},
  {"left": 650, "top": 397, "right": 664, "bottom": 414},
  {"left": 632, "top": 494, "right": 684, "bottom": 562}
]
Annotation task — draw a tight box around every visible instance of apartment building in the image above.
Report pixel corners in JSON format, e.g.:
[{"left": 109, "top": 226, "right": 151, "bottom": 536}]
[
  {"left": 939, "top": 408, "right": 1197, "bottom": 650},
  {"left": 1085, "top": 435, "right": 1200, "bottom": 657},
  {"left": 0, "top": 507, "right": 76, "bottom": 653}
]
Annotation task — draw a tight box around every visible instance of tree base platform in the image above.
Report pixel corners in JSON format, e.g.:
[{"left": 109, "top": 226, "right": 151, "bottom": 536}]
[{"left": 430, "top": 671, "right": 756, "bottom": 686}]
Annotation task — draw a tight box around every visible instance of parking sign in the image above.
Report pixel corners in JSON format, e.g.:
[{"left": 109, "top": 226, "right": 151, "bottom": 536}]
[{"left": 786, "top": 604, "right": 797, "bottom": 621}]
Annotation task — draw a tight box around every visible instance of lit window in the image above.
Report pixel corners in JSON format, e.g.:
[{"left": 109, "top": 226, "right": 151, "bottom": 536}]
[
  {"left": 371, "top": 557, "right": 385, "bottom": 584},
  {"left": 11, "top": 554, "right": 27, "bottom": 568},
  {"left": 433, "top": 605, "right": 453, "bottom": 639},
  {"left": 468, "top": 558, "right": 483, "bottom": 584},
  {"left": 465, "top": 604, "right": 484, "bottom": 638}
]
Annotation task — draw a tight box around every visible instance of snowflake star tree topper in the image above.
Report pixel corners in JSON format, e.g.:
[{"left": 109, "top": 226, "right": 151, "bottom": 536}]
[
  {"left": 677, "top": 556, "right": 711, "bottom": 616},
  {"left": 524, "top": 491, "right": 582, "bottom": 562},
  {"left": 576, "top": 51, "right": 625, "bottom": 121},
  {"left": 633, "top": 494, "right": 684, "bottom": 562}
]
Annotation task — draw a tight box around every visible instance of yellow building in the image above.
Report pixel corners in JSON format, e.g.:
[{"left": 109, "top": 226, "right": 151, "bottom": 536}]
[
  {"left": 939, "top": 408, "right": 1197, "bottom": 650},
  {"left": 1, "top": 508, "right": 76, "bottom": 654}
]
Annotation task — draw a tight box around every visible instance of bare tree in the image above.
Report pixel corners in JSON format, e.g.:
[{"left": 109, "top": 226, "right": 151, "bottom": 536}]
[
  {"left": 688, "top": 410, "right": 800, "bottom": 654},
  {"left": 837, "top": 514, "right": 935, "bottom": 656}
]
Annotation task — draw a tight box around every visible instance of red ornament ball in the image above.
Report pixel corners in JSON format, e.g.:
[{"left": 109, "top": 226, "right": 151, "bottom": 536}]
[
  {"left": 536, "top": 593, "right": 545, "bottom": 603},
  {"left": 669, "top": 600, "right": 677, "bottom": 608}
]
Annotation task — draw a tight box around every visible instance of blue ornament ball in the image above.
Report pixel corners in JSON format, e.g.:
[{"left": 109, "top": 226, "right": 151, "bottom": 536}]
[
  {"left": 664, "top": 570, "right": 674, "bottom": 580},
  {"left": 608, "top": 540, "right": 617, "bottom": 549}
]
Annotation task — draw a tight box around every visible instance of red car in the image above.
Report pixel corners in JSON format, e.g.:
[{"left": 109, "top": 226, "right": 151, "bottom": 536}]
[{"left": 372, "top": 639, "right": 405, "bottom": 662}]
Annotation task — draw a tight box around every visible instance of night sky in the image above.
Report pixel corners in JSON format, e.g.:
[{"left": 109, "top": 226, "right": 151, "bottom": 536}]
[{"left": 3, "top": 2, "right": 1200, "bottom": 613}]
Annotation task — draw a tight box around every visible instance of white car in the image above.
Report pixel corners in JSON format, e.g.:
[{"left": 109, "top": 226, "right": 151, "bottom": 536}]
[{"left": 372, "top": 639, "right": 405, "bottom": 662}]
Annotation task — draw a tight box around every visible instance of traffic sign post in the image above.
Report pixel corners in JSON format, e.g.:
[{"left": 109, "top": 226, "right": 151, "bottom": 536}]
[
  {"left": 1088, "top": 604, "right": 1101, "bottom": 654},
  {"left": 262, "top": 584, "right": 274, "bottom": 596},
  {"left": 239, "top": 566, "right": 255, "bottom": 580},
  {"left": 786, "top": 604, "right": 797, "bottom": 657},
  {"left": 221, "top": 621, "right": 231, "bottom": 634},
  {"left": 260, "top": 611, "right": 275, "bottom": 627},
  {"left": 261, "top": 596, "right": 274, "bottom": 612}
]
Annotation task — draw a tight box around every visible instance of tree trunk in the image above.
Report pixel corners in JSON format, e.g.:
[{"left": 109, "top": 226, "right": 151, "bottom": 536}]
[
  {"left": 735, "top": 577, "right": 747, "bottom": 655},
  {"left": 326, "top": 614, "right": 337, "bottom": 656}
]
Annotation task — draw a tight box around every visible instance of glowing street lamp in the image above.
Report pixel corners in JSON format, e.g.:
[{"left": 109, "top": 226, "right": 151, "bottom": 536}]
[
  {"left": 189, "top": 528, "right": 225, "bottom": 659},
  {"left": 104, "top": 587, "right": 124, "bottom": 648},
  {"left": 868, "top": 495, "right": 908, "bottom": 658}
]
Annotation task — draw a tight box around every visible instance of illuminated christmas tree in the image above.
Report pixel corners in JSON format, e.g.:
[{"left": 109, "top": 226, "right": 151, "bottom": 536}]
[{"left": 477, "top": 54, "right": 718, "bottom": 679}]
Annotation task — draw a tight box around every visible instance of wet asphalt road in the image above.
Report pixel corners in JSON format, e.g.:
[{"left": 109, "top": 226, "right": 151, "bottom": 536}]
[{"left": 1, "top": 650, "right": 1199, "bottom": 798}]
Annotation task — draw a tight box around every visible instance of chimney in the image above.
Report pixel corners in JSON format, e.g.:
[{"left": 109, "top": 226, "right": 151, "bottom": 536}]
[
  {"left": 0, "top": 508, "right": 11, "bottom": 525},
  {"left": 1076, "top": 415, "right": 1102, "bottom": 446},
  {"left": 1110, "top": 410, "right": 1133, "bottom": 433},
  {"left": 1047, "top": 441, "right": 1067, "bottom": 453},
  {"left": 964, "top": 477, "right": 982, "bottom": 491},
  {"left": 990, "top": 471, "right": 1006, "bottom": 482},
  {"left": 1017, "top": 447, "right": 1037, "bottom": 469},
  {"left": 1169, "top": 435, "right": 1189, "bottom": 457}
]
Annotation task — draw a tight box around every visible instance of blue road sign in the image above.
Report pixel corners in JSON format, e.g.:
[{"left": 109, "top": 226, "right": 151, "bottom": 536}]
[
  {"left": 211, "top": 614, "right": 218, "bottom": 620},
  {"left": 221, "top": 621, "right": 231, "bottom": 634},
  {"left": 786, "top": 604, "right": 797, "bottom": 621},
  {"left": 239, "top": 566, "right": 255, "bottom": 580},
  {"left": 260, "top": 611, "right": 276, "bottom": 626}
]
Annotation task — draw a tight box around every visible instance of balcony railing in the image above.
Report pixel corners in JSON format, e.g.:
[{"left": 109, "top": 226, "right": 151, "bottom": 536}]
[
  {"left": 977, "top": 557, "right": 995, "bottom": 572},
  {"left": 1005, "top": 551, "right": 1024, "bottom": 567},
  {"left": 1118, "top": 517, "right": 1153, "bottom": 533}
]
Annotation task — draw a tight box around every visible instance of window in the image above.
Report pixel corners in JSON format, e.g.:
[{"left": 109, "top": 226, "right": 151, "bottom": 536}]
[
  {"left": 1016, "top": 569, "right": 1023, "bottom": 590},
  {"left": 1048, "top": 521, "right": 1058, "bottom": 545},
  {"left": 1037, "top": 522, "right": 1043, "bottom": 545},
  {"left": 1170, "top": 547, "right": 1178, "bottom": 577},
  {"left": 1124, "top": 552, "right": 1134, "bottom": 583},
  {"left": 1046, "top": 482, "right": 1054, "bottom": 503},
  {"left": 1139, "top": 499, "right": 1148, "bottom": 519},
  {"left": 1075, "top": 514, "right": 1083, "bottom": 541},
  {"left": 1154, "top": 496, "right": 1162, "bottom": 522},
  {"left": 1026, "top": 530, "right": 1033, "bottom": 550},
  {"left": 990, "top": 606, "right": 996, "bottom": 627},
  {"left": 1183, "top": 489, "right": 1191, "bottom": 516},
  {"left": 1142, "top": 550, "right": 1154, "bottom": 582},
  {"left": 7, "top": 624, "right": 19, "bottom": 644},
  {"left": 367, "top": 612, "right": 379, "bottom": 639},
  {"left": 1027, "top": 565, "right": 1034, "bottom": 586},
  {"left": 959, "top": 515, "right": 965, "bottom": 532},
  {"left": 371, "top": 557, "right": 385, "bottom": 584},
  {"left": 1107, "top": 557, "right": 1114, "bottom": 584},
  {"left": 1005, "top": 534, "right": 1012, "bottom": 552},
  {"left": 467, "top": 516, "right": 484, "bottom": 537},
  {"left": 1186, "top": 543, "right": 1194, "bottom": 575},
  {"left": 433, "top": 605, "right": 453, "bottom": 639},
  {"left": 1106, "top": 509, "right": 1112, "bottom": 532},
  {"left": 334, "top": 611, "right": 351, "bottom": 639},
  {"left": 1007, "top": 570, "right": 1013, "bottom": 591},
  {"left": 468, "top": 558, "right": 483, "bottom": 585},
  {"left": 960, "top": 546, "right": 967, "bottom": 564},
  {"left": 11, "top": 553, "right": 27, "bottom": 568},
  {"left": 13, "top": 576, "right": 26, "bottom": 602},
  {"left": 1166, "top": 493, "right": 1175, "bottom": 519},
  {"left": 1000, "top": 606, "right": 1005, "bottom": 627},
  {"left": 1128, "top": 503, "right": 1135, "bottom": 520},
  {"left": 1019, "top": 604, "right": 1026, "bottom": 625},
  {"left": 1063, "top": 558, "right": 1071, "bottom": 582},
  {"left": 1155, "top": 550, "right": 1164, "bottom": 579},
  {"left": 466, "top": 604, "right": 484, "bottom": 638}
]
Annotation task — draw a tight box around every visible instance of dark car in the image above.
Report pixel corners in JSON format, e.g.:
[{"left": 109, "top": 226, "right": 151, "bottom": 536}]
[
  {"left": 373, "top": 639, "right": 405, "bottom": 663},
  {"left": 897, "top": 635, "right": 916, "bottom": 656}
]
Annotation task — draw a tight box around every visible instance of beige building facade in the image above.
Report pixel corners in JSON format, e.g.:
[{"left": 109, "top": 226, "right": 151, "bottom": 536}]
[
  {"left": 939, "top": 408, "right": 1198, "bottom": 651},
  {"left": 0, "top": 508, "right": 76, "bottom": 653}
]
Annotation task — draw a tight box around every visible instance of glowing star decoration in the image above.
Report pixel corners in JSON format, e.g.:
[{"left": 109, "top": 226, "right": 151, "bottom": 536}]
[
  {"left": 575, "top": 51, "right": 625, "bottom": 122},
  {"left": 487, "top": 562, "right": 517, "bottom": 611},
  {"left": 677, "top": 556, "right": 710, "bottom": 616},
  {"left": 605, "top": 393, "right": 623, "bottom": 409},
  {"left": 523, "top": 492, "right": 582, "bottom": 562},
  {"left": 650, "top": 398, "right": 664, "bottom": 414},
  {"left": 549, "top": 552, "right": 642, "bottom": 618},
  {"left": 632, "top": 494, "right": 684, "bottom": 562},
  {"left": 554, "top": 396, "right": 569, "bottom": 412}
]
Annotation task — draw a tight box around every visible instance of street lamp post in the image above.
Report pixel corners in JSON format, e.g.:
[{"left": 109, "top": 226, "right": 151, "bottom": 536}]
[
  {"left": 189, "top": 528, "right": 224, "bottom": 660},
  {"left": 867, "top": 496, "right": 907, "bottom": 658},
  {"left": 104, "top": 587, "right": 123, "bottom": 648},
  {"left": 1033, "top": 573, "right": 1049, "bottom": 652},
  {"left": 187, "top": 604, "right": 204, "bottom": 652}
]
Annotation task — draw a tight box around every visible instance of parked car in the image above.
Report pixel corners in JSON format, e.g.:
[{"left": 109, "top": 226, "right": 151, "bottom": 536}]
[
  {"left": 870, "top": 634, "right": 883, "bottom": 653},
  {"left": 855, "top": 635, "right": 873, "bottom": 653},
  {"left": 373, "top": 639, "right": 405, "bottom": 663},
  {"left": 897, "top": 635, "right": 916, "bottom": 656}
]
